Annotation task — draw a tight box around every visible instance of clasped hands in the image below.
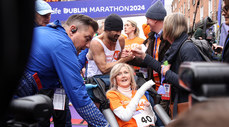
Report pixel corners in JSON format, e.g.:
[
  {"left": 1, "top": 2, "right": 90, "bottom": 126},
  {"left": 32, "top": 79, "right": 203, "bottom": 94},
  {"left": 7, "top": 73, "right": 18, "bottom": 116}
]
[
  {"left": 121, "top": 46, "right": 146, "bottom": 60},
  {"left": 121, "top": 46, "right": 172, "bottom": 76}
]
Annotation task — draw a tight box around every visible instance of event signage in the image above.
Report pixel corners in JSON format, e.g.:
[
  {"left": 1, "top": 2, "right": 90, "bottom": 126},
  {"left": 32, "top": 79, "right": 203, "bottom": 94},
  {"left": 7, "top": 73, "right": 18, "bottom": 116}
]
[{"left": 49, "top": 0, "right": 162, "bottom": 21}]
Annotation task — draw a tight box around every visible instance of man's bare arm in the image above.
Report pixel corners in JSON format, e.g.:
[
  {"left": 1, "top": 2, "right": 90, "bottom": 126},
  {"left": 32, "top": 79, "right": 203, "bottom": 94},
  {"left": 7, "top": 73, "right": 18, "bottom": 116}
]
[
  {"left": 90, "top": 39, "right": 114, "bottom": 74},
  {"left": 90, "top": 38, "right": 133, "bottom": 74}
]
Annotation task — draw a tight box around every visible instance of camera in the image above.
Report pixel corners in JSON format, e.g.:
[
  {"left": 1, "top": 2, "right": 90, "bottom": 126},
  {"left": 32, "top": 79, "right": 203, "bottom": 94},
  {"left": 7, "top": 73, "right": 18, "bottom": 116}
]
[
  {"left": 178, "top": 62, "right": 229, "bottom": 104},
  {"left": 7, "top": 94, "right": 53, "bottom": 127}
]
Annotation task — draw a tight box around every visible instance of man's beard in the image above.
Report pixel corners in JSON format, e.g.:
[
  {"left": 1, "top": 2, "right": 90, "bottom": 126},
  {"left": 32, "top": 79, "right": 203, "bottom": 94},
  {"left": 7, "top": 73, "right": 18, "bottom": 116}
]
[{"left": 108, "top": 34, "right": 120, "bottom": 42}]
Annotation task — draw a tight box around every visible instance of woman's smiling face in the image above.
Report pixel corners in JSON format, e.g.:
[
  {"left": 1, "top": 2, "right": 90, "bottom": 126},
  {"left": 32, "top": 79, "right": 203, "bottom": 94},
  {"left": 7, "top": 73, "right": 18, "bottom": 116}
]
[{"left": 116, "top": 66, "right": 131, "bottom": 88}]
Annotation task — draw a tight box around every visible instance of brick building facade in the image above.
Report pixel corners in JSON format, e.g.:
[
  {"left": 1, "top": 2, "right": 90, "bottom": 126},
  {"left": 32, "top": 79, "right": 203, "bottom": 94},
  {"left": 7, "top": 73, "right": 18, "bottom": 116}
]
[{"left": 171, "top": 0, "right": 220, "bottom": 33}]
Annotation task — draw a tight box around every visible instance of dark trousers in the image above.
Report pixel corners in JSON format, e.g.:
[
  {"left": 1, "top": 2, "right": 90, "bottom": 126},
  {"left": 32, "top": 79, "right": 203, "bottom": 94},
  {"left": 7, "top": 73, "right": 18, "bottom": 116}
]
[{"left": 38, "top": 89, "right": 71, "bottom": 127}]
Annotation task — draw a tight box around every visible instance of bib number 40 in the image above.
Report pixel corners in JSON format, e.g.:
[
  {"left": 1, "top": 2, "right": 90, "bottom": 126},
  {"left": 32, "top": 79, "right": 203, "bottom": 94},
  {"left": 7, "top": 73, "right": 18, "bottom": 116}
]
[
  {"left": 133, "top": 110, "right": 155, "bottom": 127},
  {"left": 141, "top": 116, "right": 152, "bottom": 123}
]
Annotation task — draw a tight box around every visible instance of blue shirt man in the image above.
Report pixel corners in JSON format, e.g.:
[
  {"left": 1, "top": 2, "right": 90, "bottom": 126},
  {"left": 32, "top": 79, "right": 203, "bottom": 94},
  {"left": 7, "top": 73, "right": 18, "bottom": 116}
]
[{"left": 26, "top": 15, "right": 108, "bottom": 126}]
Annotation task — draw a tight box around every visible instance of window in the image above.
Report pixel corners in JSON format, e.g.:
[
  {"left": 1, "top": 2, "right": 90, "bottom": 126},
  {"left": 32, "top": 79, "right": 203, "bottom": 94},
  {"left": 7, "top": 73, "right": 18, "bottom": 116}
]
[
  {"left": 188, "top": 0, "right": 190, "bottom": 10},
  {"left": 188, "top": 17, "right": 190, "bottom": 32},
  {"left": 193, "top": 12, "right": 195, "bottom": 25},
  {"left": 184, "top": 3, "right": 186, "bottom": 14},
  {"left": 200, "top": 6, "right": 204, "bottom": 21},
  {"left": 208, "top": 0, "right": 212, "bottom": 18},
  {"left": 193, "top": 12, "right": 196, "bottom": 29},
  {"left": 188, "top": 17, "right": 190, "bottom": 26},
  {"left": 193, "top": 0, "right": 195, "bottom": 5}
]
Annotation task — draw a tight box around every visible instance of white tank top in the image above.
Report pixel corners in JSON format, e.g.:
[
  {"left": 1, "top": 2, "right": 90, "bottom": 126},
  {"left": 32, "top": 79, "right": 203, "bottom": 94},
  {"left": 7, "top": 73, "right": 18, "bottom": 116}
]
[{"left": 87, "top": 37, "right": 121, "bottom": 77}]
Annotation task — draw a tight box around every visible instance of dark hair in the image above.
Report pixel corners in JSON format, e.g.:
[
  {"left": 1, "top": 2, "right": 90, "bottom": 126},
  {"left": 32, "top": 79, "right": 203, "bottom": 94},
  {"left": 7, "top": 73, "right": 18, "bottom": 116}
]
[
  {"left": 194, "top": 28, "right": 203, "bottom": 39},
  {"left": 65, "top": 14, "right": 98, "bottom": 32}
]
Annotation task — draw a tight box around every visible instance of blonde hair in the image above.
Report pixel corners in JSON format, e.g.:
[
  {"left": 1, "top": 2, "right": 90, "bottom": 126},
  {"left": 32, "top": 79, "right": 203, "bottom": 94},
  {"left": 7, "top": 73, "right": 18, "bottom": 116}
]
[
  {"left": 163, "top": 13, "right": 188, "bottom": 41},
  {"left": 127, "top": 20, "right": 140, "bottom": 37},
  {"left": 109, "top": 63, "right": 137, "bottom": 91},
  {"left": 97, "top": 19, "right": 105, "bottom": 30}
]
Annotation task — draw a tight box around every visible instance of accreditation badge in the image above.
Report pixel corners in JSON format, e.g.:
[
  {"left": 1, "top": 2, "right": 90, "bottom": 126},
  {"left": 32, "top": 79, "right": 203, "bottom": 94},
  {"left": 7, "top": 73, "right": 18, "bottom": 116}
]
[
  {"left": 53, "top": 88, "right": 66, "bottom": 110},
  {"left": 161, "top": 83, "right": 171, "bottom": 100}
]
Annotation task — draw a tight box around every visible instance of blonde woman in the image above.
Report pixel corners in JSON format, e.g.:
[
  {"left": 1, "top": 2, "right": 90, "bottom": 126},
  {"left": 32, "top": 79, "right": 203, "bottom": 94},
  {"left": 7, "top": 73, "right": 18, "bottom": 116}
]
[
  {"left": 124, "top": 20, "right": 144, "bottom": 71},
  {"left": 131, "top": 13, "right": 204, "bottom": 118},
  {"left": 106, "top": 63, "right": 156, "bottom": 127},
  {"left": 124, "top": 20, "right": 144, "bottom": 50}
]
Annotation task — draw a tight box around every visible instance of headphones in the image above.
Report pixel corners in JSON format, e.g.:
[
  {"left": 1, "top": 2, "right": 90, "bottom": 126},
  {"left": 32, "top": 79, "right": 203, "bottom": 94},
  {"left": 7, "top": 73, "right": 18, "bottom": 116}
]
[{"left": 71, "top": 27, "right": 78, "bottom": 33}]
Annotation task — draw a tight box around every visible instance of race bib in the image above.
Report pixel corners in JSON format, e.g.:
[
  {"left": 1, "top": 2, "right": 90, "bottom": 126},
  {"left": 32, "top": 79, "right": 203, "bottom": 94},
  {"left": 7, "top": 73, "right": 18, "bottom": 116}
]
[
  {"left": 133, "top": 110, "right": 155, "bottom": 127},
  {"left": 53, "top": 88, "right": 66, "bottom": 110}
]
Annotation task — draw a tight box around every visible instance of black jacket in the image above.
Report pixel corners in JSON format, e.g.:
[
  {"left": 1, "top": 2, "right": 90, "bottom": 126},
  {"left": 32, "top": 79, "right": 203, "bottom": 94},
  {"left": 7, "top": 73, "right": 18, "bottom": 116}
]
[
  {"left": 143, "top": 32, "right": 204, "bottom": 103},
  {"left": 222, "top": 34, "right": 229, "bottom": 63}
]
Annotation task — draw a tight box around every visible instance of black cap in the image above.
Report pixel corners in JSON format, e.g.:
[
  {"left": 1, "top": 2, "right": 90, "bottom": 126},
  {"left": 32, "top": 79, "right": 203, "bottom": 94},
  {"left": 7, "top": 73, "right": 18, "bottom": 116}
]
[{"left": 104, "top": 14, "right": 123, "bottom": 31}]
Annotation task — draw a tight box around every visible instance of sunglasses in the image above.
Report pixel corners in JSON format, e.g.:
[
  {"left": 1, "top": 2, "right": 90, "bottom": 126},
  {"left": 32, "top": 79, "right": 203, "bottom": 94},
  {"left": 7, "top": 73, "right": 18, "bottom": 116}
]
[{"left": 222, "top": 5, "right": 229, "bottom": 13}]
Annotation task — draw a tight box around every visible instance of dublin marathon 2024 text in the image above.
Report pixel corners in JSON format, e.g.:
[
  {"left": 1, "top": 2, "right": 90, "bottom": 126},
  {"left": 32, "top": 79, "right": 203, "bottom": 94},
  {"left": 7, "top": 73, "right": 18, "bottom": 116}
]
[{"left": 52, "top": 5, "right": 146, "bottom": 14}]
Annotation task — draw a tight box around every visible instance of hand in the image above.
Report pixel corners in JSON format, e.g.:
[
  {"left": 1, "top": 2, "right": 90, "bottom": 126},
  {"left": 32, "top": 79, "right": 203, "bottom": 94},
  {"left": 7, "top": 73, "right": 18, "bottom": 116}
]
[
  {"left": 131, "top": 47, "right": 146, "bottom": 60},
  {"left": 212, "top": 44, "right": 223, "bottom": 54},
  {"left": 143, "top": 101, "right": 153, "bottom": 113},
  {"left": 120, "top": 54, "right": 135, "bottom": 62},
  {"left": 135, "top": 45, "right": 142, "bottom": 50},
  {"left": 161, "top": 64, "right": 171, "bottom": 76},
  {"left": 143, "top": 101, "right": 150, "bottom": 107},
  {"left": 121, "top": 49, "right": 131, "bottom": 58},
  {"left": 120, "top": 49, "right": 135, "bottom": 62}
]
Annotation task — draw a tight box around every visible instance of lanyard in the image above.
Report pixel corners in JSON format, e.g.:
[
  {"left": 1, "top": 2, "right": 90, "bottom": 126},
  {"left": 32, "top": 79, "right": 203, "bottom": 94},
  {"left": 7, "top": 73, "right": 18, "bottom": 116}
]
[
  {"left": 153, "top": 34, "right": 161, "bottom": 59},
  {"left": 161, "top": 60, "right": 168, "bottom": 84},
  {"left": 157, "top": 66, "right": 165, "bottom": 94},
  {"left": 153, "top": 36, "right": 158, "bottom": 58},
  {"left": 161, "top": 66, "right": 165, "bottom": 85},
  {"left": 157, "top": 61, "right": 168, "bottom": 94}
]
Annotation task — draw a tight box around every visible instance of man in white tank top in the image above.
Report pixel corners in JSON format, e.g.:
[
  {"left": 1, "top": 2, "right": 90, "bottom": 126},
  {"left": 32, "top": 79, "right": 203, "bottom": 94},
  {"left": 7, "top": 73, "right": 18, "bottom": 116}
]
[{"left": 87, "top": 14, "right": 133, "bottom": 77}]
